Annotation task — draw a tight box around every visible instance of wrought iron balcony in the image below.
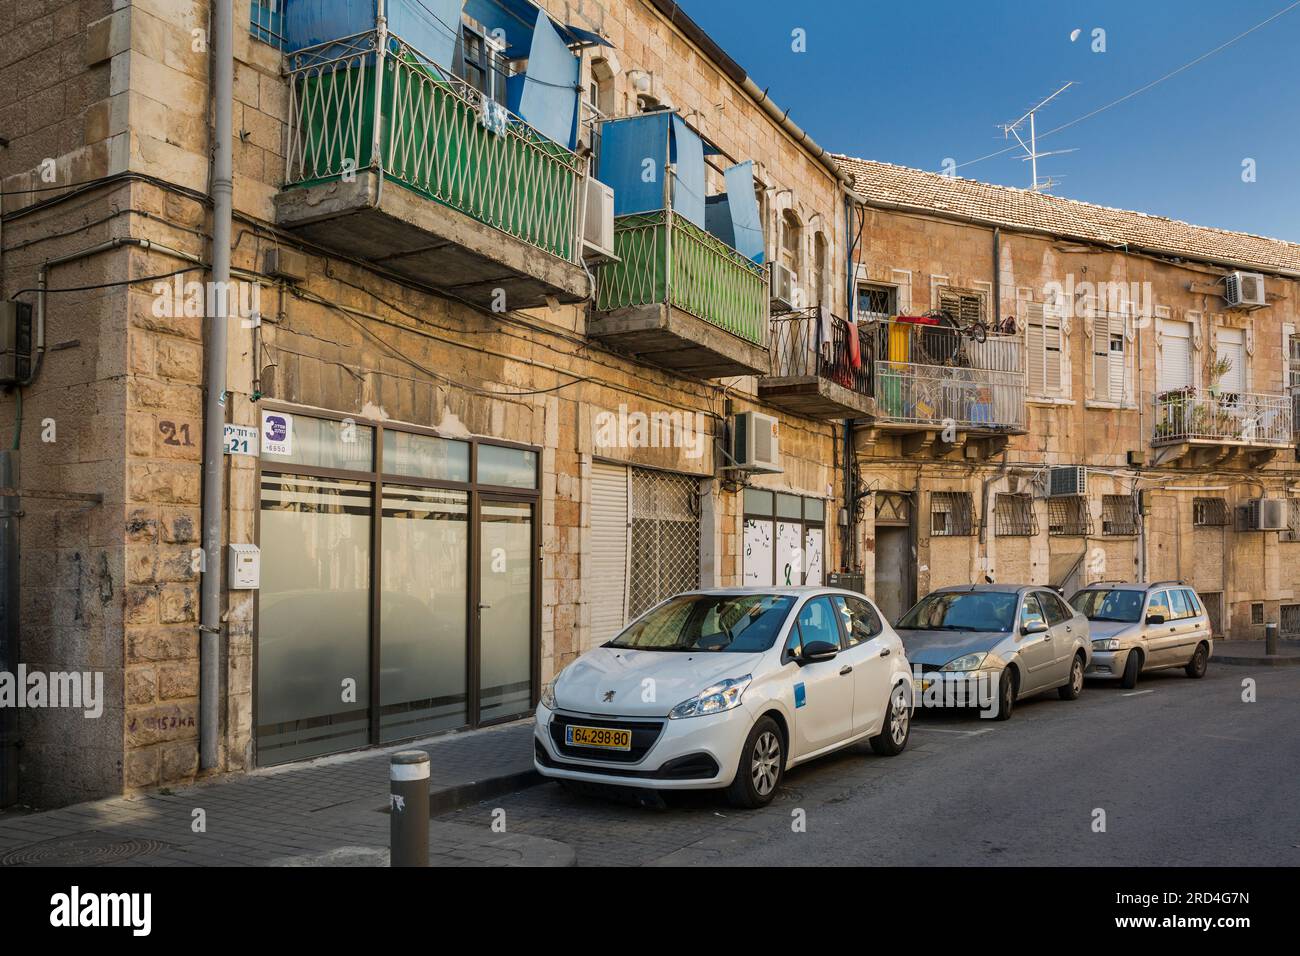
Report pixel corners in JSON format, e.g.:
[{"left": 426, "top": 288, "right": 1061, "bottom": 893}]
[
  {"left": 590, "top": 210, "right": 770, "bottom": 378},
  {"left": 867, "top": 320, "right": 1026, "bottom": 432},
  {"left": 758, "top": 308, "right": 875, "bottom": 419},
  {"left": 1152, "top": 388, "right": 1293, "bottom": 447},
  {"left": 276, "top": 30, "right": 588, "bottom": 310}
]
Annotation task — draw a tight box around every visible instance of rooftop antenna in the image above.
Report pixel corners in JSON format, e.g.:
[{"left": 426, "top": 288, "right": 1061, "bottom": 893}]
[{"left": 1000, "top": 82, "right": 1077, "bottom": 191}]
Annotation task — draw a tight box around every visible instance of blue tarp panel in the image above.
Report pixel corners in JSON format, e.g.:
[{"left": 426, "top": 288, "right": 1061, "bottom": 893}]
[
  {"left": 598, "top": 114, "right": 672, "bottom": 217},
  {"left": 463, "top": 0, "right": 537, "bottom": 57},
  {"left": 669, "top": 115, "right": 705, "bottom": 230},
  {"left": 705, "top": 194, "right": 734, "bottom": 248},
  {"left": 285, "top": 0, "right": 462, "bottom": 68},
  {"left": 508, "top": 11, "right": 580, "bottom": 148},
  {"left": 724, "top": 160, "right": 765, "bottom": 263}
]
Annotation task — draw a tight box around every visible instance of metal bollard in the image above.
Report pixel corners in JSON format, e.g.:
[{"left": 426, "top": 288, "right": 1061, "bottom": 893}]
[
  {"left": 1265, "top": 621, "right": 1279, "bottom": 656},
  {"left": 390, "top": 750, "right": 429, "bottom": 867}
]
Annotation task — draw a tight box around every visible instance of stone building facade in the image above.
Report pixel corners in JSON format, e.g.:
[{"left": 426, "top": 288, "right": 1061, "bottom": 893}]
[{"left": 0, "top": 0, "right": 853, "bottom": 805}]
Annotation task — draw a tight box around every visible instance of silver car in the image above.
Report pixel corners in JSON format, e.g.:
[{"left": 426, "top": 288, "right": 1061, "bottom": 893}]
[
  {"left": 895, "top": 585, "right": 1091, "bottom": 720},
  {"left": 1068, "top": 581, "right": 1213, "bottom": 688}
]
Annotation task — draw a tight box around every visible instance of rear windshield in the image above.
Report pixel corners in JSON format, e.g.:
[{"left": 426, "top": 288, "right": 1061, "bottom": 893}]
[
  {"left": 606, "top": 594, "right": 796, "bottom": 653},
  {"left": 1069, "top": 589, "right": 1144, "bottom": 623},
  {"left": 896, "top": 591, "right": 1017, "bottom": 632}
]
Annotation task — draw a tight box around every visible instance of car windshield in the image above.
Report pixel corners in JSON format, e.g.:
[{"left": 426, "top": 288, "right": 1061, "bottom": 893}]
[
  {"left": 606, "top": 594, "right": 796, "bottom": 653},
  {"left": 1070, "top": 589, "right": 1144, "bottom": 623},
  {"left": 896, "top": 591, "right": 1017, "bottom": 632}
]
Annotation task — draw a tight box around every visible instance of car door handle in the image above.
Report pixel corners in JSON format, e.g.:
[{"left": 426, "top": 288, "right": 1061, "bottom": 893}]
[
  {"left": 879, "top": 648, "right": 891, "bottom": 657},
  {"left": 839, "top": 665, "right": 853, "bottom": 676},
  {"left": 1065, "top": 625, "right": 1072, "bottom": 632}
]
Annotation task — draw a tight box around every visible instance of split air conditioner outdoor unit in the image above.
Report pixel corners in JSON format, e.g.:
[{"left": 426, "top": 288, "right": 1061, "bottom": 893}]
[
  {"left": 1048, "top": 465, "right": 1087, "bottom": 497},
  {"left": 770, "top": 262, "right": 796, "bottom": 312},
  {"left": 1223, "top": 271, "right": 1266, "bottom": 310},
  {"left": 1238, "top": 497, "right": 1288, "bottom": 531},
  {"left": 729, "top": 411, "right": 782, "bottom": 473},
  {"left": 581, "top": 178, "right": 616, "bottom": 262}
]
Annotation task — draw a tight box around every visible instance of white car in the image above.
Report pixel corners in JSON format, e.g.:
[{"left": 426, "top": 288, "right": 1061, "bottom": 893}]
[{"left": 534, "top": 587, "right": 914, "bottom": 808}]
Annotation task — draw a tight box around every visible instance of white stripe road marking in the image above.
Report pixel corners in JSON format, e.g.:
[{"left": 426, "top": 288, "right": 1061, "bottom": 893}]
[{"left": 1121, "top": 690, "right": 1156, "bottom": 697}]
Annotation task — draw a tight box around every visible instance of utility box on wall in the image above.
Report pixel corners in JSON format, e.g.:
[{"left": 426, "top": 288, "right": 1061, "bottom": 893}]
[{"left": 228, "top": 544, "right": 261, "bottom": 590}]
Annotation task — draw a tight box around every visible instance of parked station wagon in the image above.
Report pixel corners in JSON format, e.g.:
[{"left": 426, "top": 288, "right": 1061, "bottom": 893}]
[{"left": 1068, "top": 581, "right": 1213, "bottom": 688}]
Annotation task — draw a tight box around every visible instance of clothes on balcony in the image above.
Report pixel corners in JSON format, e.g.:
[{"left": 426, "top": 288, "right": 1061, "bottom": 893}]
[{"left": 478, "top": 93, "right": 509, "bottom": 136}]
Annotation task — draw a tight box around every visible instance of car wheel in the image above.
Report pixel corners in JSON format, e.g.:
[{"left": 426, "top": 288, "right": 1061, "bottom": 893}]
[
  {"left": 993, "top": 667, "right": 1015, "bottom": 721},
  {"left": 1185, "top": 642, "right": 1210, "bottom": 679},
  {"left": 869, "top": 682, "right": 911, "bottom": 756},
  {"left": 1058, "top": 652, "right": 1085, "bottom": 700},
  {"left": 725, "top": 716, "right": 784, "bottom": 809},
  {"left": 1120, "top": 650, "right": 1142, "bottom": 689}
]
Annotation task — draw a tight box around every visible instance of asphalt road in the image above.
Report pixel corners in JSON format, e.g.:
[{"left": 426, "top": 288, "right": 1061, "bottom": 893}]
[{"left": 442, "top": 664, "right": 1300, "bottom": 866}]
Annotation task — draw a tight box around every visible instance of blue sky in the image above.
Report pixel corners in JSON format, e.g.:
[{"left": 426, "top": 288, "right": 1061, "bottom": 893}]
[{"left": 681, "top": 0, "right": 1300, "bottom": 242}]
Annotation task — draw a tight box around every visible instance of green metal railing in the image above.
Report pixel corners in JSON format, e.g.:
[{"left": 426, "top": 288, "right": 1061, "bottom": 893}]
[
  {"left": 283, "top": 30, "right": 584, "bottom": 263},
  {"left": 595, "top": 209, "right": 769, "bottom": 346}
]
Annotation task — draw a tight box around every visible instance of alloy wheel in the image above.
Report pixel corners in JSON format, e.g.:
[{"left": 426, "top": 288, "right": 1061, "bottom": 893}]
[
  {"left": 1071, "top": 657, "right": 1084, "bottom": 694},
  {"left": 889, "top": 688, "right": 909, "bottom": 746},
  {"left": 751, "top": 731, "right": 781, "bottom": 796}
]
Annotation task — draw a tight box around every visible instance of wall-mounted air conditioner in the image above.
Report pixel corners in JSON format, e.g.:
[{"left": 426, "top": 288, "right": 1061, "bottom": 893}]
[
  {"left": 729, "top": 411, "right": 782, "bottom": 473},
  {"left": 770, "top": 263, "right": 796, "bottom": 312},
  {"left": 1048, "top": 465, "right": 1087, "bottom": 497},
  {"left": 582, "top": 178, "right": 616, "bottom": 262},
  {"left": 1223, "top": 271, "right": 1266, "bottom": 310},
  {"left": 1238, "top": 497, "right": 1288, "bottom": 531}
]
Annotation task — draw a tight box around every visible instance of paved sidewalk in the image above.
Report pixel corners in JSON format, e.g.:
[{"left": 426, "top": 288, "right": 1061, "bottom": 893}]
[
  {"left": 0, "top": 719, "right": 565, "bottom": 867},
  {"left": 1213, "top": 639, "right": 1300, "bottom": 667}
]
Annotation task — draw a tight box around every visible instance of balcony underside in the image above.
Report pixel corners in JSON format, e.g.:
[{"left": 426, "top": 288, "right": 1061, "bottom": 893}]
[
  {"left": 274, "top": 173, "right": 589, "bottom": 311},
  {"left": 757, "top": 376, "right": 877, "bottom": 419},
  {"left": 588, "top": 303, "right": 770, "bottom": 379},
  {"left": 854, "top": 422, "right": 1021, "bottom": 461},
  {"left": 1150, "top": 438, "right": 1286, "bottom": 469}
]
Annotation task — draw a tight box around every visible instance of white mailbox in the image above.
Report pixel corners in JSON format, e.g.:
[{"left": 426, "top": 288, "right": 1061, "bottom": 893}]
[{"left": 227, "top": 543, "right": 261, "bottom": 590}]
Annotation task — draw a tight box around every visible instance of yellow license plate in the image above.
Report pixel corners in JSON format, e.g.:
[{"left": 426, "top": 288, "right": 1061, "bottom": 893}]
[
  {"left": 565, "top": 725, "right": 631, "bottom": 751},
  {"left": 913, "top": 678, "right": 932, "bottom": 695}
]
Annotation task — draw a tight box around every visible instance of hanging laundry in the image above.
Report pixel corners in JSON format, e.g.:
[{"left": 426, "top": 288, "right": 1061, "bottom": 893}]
[
  {"left": 479, "top": 94, "right": 509, "bottom": 137},
  {"left": 847, "top": 319, "right": 861, "bottom": 369}
]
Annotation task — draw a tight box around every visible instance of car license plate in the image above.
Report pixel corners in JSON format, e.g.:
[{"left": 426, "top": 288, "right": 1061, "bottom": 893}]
[{"left": 565, "top": 724, "right": 631, "bottom": 751}]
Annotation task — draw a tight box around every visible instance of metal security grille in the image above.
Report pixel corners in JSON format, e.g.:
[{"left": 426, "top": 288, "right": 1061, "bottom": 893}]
[
  {"left": 1048, "top": 496, "right": 1092, "bottom": 536},
  {"left": 994, "top": 493, "right": 1038, "bottom": 536},
  {"left": 937, "top": 288, "right": 987, "bottom": 325},
  {"left": 1101, "top": 495, "right": 1138, "bottom": 536},
  {"left": 627, "top": 469, "right": 700, "bottom": 619},
  {"left": 1281, "top": 604, "right": 1300, "bottom": 637},
  {"left": 930, "top": 492, "right": 974, "bottom": 536},
  {"left": 1251, "top": 602, "right": 1265, "bottom": 625},
  {"left": 1193, "top": 497, "right": 1230, "bottom": 527},
  {"left": 875, "top": 491, "right": 911, "bottom": 526},
  {"left": 857, "top": 283, "right": 896, "bottom": 320}
]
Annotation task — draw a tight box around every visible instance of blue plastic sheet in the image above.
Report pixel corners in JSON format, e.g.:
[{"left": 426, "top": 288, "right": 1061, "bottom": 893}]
[
  {"left": 509, "top": 11, "right": 580, "bottom": 148},
  {"left": 669, "top": 115, "right": 706, "bottom": 230},
  {"left": 705, "top": 194, "right": 735, "bottom": 248},
  {"left": 598, "top": 114, "right": 673, "bottom": 217},
  {"left": 285, "top": 0, "right": 463, "bottom": 69},
  {"left": 724, "top": 160, "right": 765, "bottom": 263}
]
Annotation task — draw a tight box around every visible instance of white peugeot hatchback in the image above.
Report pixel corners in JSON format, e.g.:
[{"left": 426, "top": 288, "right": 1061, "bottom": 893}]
[{"left": 534, "top": 587, "right": 914, "bottom": 808}]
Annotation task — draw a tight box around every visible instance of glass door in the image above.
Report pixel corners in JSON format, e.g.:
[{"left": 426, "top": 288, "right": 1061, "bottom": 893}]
[{"left": 475, "top": 498, "right": 536, "bottom": 723}]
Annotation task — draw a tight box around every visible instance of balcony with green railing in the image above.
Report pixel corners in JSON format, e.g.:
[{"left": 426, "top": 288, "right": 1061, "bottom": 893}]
[
  {"left": 275, "top": 28, "right": 589, "bottom": 310},
  {"left": 590, "top": 209, "right": 771, "bottom": 378}
]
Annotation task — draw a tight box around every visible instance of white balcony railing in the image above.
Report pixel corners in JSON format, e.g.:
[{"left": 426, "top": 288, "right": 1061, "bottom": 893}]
[
  {"left": 1152, "top": 389, "right": 1293, "bottom": 445},
  {"left": 873, "top": 361, "right": 1027, "bottom": 430}
]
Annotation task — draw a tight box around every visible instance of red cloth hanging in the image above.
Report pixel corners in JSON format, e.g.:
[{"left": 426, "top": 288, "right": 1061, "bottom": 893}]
[{"left": 847, "top": 320, "right": 861, "bottom": 369}]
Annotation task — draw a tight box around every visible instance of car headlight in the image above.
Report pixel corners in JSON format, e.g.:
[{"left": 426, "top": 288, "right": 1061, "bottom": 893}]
[
  {"left": 1092, "top": 638, "right": 1121, "bottom": 651},
  {"left": 940, "top": 652, "right": 987, "bottom": 672},
  {"left": 540, "top": 673, "right": 561, "bottom": 710},
  {"left": 668, "top": 675, "right": 752, "bottom": 719}
]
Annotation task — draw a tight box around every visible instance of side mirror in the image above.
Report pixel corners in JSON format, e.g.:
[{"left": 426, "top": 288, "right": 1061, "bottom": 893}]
[
  {"left": 1146, "top": 613, "right": 1166, "bottom": 625},
  {"left": 800, "top": 640, "right": 840, "bottom": 663},
  {"left": 1022, "top": 620, "right": 1049, "bottom": 635}
]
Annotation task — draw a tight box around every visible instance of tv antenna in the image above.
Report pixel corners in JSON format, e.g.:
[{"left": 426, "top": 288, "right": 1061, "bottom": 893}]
[{"left": 1001, "top": 82, "right": 1077, "bottom": 191}]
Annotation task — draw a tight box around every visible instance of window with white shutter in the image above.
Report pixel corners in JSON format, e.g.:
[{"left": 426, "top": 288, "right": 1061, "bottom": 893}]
[
  {"left": 1092, "top": 312, "right": 1129, "bottom": 403},
  {"left": 1026, "top": 302, "right": 1063, "bottom": 396},
  {"left": 1157, "top": 319, "right": 1193, "bottom": 393},
  {"left": 1216, "top": 327, "right": 1245, "bottom": 393},
  {"left": 589, "top": 462, "right": 630, "bottom": 641}
]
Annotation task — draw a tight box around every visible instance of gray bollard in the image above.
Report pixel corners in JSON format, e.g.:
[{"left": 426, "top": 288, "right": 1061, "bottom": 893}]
[
  {"left": 390, "top": 750, "right": 429, "bottom": 867},
  {"left": 1265, "top": 621, "right": 1279, "bottom": 656}
]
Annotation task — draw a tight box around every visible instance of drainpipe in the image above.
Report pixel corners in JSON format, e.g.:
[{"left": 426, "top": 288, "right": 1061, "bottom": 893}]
[
  {"left": 200, "top": 0, "right": 235, "bottom": 772},
  {"left": 992, "top": 227, "right": 1000, "bottom": 327}
]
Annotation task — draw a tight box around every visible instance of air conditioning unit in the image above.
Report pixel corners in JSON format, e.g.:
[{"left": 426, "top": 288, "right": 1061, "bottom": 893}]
[
  {"left": 729, "top": 411, "right": 782, "bottom": 473},
  {"left": 581, "top": 177, "right": 616, "bottom": 262},
  {"left": 1223, "top": 271, "right": 1266, "bottom": 310},
  {"left": 1238, "top": 497, "right": 1288, "bottom": 531},
  {"left": 1048, "top": 465, "right": 1087, "bottom": 497},
  {"left": 770, "top": 263, "right": 796, "bottom": 312}
]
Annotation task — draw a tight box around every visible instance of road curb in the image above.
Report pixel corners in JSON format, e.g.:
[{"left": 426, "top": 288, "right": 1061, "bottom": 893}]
[
  {"left": 427, "top": 768, "right": 546, "bottom": 816},
  {"left": 1212, "top": 654, "right": 1300, "bottom": 667}
]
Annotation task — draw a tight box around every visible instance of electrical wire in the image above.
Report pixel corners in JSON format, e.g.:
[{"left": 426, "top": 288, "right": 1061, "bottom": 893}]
[{"left": 949, "top": 0, "right": 1300, "bottom": 174}]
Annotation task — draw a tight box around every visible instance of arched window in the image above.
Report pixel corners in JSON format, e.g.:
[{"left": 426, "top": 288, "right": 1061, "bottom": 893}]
[{"left": 780, "top": 209, "right": 802, "bottom": 280}]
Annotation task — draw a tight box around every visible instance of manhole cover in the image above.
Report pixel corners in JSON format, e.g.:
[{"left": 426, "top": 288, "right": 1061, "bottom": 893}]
[{"left": 0, "top": 833, "right": 171, "bottom": 867}]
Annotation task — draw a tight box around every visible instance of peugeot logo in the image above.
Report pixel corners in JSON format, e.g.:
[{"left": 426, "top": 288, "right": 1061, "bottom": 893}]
[{"left": 602, "top": 690, "right": 616, "bottom": 703}]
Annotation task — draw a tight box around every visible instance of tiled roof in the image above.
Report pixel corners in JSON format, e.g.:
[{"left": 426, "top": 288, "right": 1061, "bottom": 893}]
[{"left": 833, "top": 155, "right": 1300, "bottom": 278}]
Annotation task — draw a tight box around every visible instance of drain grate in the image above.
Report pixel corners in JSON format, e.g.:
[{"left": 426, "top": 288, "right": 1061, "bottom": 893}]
[{"left": 0, "top": 832, "right": 171, "bottom": 867}]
